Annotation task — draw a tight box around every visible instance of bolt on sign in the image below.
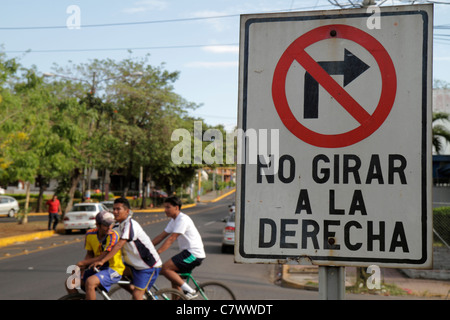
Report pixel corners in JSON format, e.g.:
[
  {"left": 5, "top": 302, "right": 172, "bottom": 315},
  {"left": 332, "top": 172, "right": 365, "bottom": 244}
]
[{"left": 236, "top": 4, "right": 433, "bottom": 268}]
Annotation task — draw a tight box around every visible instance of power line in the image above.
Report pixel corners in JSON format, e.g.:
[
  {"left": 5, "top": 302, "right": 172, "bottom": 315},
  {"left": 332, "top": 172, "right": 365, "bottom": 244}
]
[
  {"left": 0, "top": 2, "right": 448, "bottom": 31},
  {"left": 4, "top": 33, "right": 450, "bottom": 54},
  {"left": 0, "top": 4, "right": 447, "bottom": 53},
  {"left": 0, "top": 5, "right": 333, "bottom": 31},
  {"left": 3, "top": 43, "right": 239, "bottom": 54},
  {"left": 0, "top": 14, "right": 239, "bottom": 31}
]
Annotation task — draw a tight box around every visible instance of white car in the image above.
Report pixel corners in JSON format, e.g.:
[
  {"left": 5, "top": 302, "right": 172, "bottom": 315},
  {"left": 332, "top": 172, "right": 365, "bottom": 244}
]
[
  {"left": 0, "top": 196, "right": 19, "bottom": 217},
  {"left": 100, "top": 200, "right": 114, "bottom": 212},
  {"left": 63, "top": 203, "right": 109, "bottom": 234},
  {"left": 221, "top": 204, "right": 236, "bottom": 253}
]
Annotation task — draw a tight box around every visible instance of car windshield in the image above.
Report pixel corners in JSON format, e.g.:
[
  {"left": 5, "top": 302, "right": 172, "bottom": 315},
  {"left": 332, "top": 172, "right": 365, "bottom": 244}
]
[
  {"left": 71, "top": 205, "right": 97, "bottom": 212},
  {"left": 102, "top": 202, "right": 113, "bottom": 210}
]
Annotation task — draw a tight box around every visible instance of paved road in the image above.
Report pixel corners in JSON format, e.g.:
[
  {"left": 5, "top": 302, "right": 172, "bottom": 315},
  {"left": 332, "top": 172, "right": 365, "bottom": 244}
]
[
  {"left": 0, "top": 193, "right": 428, "bottom": 307},
  {"left": 0, "top": 195, "right": 321, "bottom": 301}
]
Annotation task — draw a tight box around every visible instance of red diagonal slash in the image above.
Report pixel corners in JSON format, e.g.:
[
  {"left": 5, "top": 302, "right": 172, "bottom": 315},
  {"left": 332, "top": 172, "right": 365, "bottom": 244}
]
[
  {"left": 272, "top": 24, "right": 397, "bottom": 148},
  {"left": 294, "top": 49, "right": 371, "bottom": 124}
]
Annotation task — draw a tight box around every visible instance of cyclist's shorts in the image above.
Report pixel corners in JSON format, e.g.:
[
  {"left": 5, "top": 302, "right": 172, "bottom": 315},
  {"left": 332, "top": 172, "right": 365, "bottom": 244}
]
[
  {"left": 126, "top": 264, "right": 161, "bottom": 291},
  {"left": 83, "top": 267, "right": 121, "bottom": 292},
  {"left": 171, "top": 249, "right": 204, "bottom": 273}
]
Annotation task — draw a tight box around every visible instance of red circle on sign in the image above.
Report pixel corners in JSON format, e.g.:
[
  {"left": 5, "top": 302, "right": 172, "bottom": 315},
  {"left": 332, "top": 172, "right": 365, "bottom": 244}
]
[{"left": 272, "top": 24, "right": 397, "bottom": 148}]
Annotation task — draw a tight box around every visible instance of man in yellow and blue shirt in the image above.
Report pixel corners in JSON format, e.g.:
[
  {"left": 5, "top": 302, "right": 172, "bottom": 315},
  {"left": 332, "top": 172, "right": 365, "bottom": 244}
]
[{"left": 67, "top": 210, "right": 125, "bottom": 300}]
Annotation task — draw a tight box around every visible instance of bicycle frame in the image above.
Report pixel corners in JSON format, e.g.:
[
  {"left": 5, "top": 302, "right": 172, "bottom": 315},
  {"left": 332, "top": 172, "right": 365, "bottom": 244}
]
[
  {"left": 97, "top": 278, "right": 158, "bottom": 300},
  {"left": 179, "top": 272, "right": 208, "bottom": 300},
  {"left": 97, "top": 279, "right": 131, "bottom": 300}
]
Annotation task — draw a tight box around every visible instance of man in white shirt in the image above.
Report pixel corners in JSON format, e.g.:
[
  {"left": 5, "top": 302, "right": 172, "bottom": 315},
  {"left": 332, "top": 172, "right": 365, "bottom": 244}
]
[
  {"left": 92, "top": 197, "right": 162, "bottom": 300},
  {"left": 152, "top": 196, "right": 205, "bottom": 298}
]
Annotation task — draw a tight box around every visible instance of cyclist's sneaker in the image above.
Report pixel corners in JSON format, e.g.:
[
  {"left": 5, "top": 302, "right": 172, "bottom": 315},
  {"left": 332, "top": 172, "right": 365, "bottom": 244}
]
[{"left": 184, "top": 291, "right": 198, "bottom": 300}]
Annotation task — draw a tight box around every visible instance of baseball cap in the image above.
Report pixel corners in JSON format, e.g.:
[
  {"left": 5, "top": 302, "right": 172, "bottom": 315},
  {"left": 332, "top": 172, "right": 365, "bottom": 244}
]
[{"left": 95, "top": 210, "right": 115, "bottom": 226}]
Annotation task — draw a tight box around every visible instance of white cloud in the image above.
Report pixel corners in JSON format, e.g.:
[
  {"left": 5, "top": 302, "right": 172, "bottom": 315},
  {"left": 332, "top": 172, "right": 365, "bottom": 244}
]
[
  {"left": 203, "top": 45, "right": 239, "bottom": 54},
  {"left": 185, "top": 61, "right": 238, "bottom": 68},
  {"left": 190, "top": 10, "right": 235, "bottom": 31},
  {"left": 434, "top": 56, "right": 450, "bottom": 62},
  {"left": 123, "top": 0, "right": 168, "bottom": 14}
]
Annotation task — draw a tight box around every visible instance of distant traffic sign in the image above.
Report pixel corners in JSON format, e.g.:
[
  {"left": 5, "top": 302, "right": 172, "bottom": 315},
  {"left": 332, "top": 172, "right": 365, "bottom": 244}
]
[{"left": 236, "top": 4, "right": 433, "bottom": 268}]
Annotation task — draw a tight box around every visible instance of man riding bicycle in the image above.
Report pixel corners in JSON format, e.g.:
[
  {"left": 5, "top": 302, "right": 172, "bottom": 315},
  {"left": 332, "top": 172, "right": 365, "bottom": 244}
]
[
  {"left": 92, "top": 197, "right": 162, "bottom": 300},
  {"left": 152, "top": 196, "right": 206, "bottom": 299},
  {"left": 65, "top": 210, "right": 125, "bottom": 300}
]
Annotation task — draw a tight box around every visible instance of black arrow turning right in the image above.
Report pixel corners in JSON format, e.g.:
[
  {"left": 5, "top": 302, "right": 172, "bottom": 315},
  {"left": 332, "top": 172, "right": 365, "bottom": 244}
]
[{"left": 303, "top": 49, "right": 370, "bottom": 119}]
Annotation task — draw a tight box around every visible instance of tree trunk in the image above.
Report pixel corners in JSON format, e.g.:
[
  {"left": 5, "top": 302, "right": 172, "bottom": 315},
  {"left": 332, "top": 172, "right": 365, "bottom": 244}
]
[
  {"left": 19, "top": 181, "right": 31, "bottom": 225},
  {"left": 35, "top": 174, "right": 48, "bottom": 213},
  {"left": 64, "top": 168, "right": 82, "bottom": 217},
  {"left": 140, "top": 166, "right": 150, "bottom": 209},
  {"left": 122, "top": 159, "right": 133, "bottom": 198}
]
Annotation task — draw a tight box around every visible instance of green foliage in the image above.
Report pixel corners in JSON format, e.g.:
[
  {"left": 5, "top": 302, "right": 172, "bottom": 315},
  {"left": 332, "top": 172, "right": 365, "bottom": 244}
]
[
  {"left": 432, "top": 112, "right": 450, "bottom": 154},
  {"left": 433, "top": 207, "right": 450, "bottom": 245},
  {"left": 0, "top": 54, "right": 230, "bottom": 213}
]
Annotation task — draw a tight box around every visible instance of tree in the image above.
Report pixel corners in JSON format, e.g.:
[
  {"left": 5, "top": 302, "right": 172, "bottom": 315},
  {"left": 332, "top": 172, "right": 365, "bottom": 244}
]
[
  {"left": 103, "top": 56, "right": 199, "bottom": 197},
  {"left": 47, "top": 61, "right": 125, "bottom": 213},
  {"left": 0, "top": 54, "right": 218, "bottom": 215},
  {"left": 9, "top": 67, "right": 50, "bottom": 220},
  {"left": 51, "top": 94, "right": 95, "bottom": 214},
  {"left": 432, "top": 112, "right": 450, "bottom": 154},
  {"left": 434, "top": 79, "right": 450, "bottom": 89},
  {"left": 2, "top": 65, "right": 90, "bottom": 220},
  {"left": 0, "top": 60, "right": 56, "bottom": 222},
  {"left": 0, "top": 54, "right": 22, "bottom": 173}
]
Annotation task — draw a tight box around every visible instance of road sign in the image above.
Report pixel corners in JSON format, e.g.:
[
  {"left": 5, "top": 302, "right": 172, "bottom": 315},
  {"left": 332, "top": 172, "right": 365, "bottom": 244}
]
[
  {"left": 236, "top": 4, "right": 433, "bottom": 268},
  {"left": 272, "top": 24, "right": 397, "bottom": 148}
]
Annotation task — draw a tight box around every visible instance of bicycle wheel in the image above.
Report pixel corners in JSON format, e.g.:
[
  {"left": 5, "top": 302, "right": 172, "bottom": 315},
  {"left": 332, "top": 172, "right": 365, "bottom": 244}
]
[
  {"left": 108, "top": 284, "right": 133, "bottom": 300},
  {"left": 153, "top": 288, "right": 188, "bottom": 300},
  {"left": 195, "top": 282, "right": 236, "bottom": 300},
  {"left": 58, "top": 293, "right": 86, "bottom": 300}
]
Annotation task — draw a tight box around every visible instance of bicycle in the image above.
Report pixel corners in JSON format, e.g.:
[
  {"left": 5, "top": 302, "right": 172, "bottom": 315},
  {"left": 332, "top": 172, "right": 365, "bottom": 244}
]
[
  {"left": 180, "top": 272, "right": 236, "bottom": 300},
  {"left": 58, "top": 269, "right": 187, "bottom": 300},
  {"left": 108, "top": 281, "right": 187, "bottom": 300}
]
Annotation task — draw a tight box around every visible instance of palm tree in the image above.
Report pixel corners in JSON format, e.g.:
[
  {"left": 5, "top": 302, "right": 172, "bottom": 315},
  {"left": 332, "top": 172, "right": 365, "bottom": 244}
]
[{"left": 432, "top": 112, "right": 450, "bottom": 154}]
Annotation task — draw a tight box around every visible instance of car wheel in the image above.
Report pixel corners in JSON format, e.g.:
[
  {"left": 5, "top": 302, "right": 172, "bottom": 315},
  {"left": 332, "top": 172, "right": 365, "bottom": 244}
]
[{"left": 7, "top": 209, "right": 15, "bottom": 218}]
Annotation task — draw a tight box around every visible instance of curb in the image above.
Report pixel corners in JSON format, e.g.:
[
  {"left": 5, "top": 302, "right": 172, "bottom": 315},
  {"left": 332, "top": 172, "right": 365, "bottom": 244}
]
[
  {"left": 200, "top": 189, "right": 236, "bottom": 203},
  {"left": 280, "top": 265, "right": 319, "bottom": 291},
  {"left": 0, "top": 230, "right": 56, "bottom": 248},
  {"left": 133, "top": 202, "right": 197, "bottom": 213}
]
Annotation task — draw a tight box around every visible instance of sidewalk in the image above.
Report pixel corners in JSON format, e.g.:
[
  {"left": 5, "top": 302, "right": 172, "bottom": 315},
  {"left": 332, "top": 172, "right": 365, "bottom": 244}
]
[
  {"left": 197, "top": 187, "right": 236, "bottom": 203},
  {"left": 281, "top": 247, "right": 450, "bottom": 299}
]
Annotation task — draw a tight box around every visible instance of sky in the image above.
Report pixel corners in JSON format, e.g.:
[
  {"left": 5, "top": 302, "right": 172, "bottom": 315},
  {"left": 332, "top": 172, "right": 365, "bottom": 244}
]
[{"left": 0, "top": 0, "right": 449, "bottom": 131}]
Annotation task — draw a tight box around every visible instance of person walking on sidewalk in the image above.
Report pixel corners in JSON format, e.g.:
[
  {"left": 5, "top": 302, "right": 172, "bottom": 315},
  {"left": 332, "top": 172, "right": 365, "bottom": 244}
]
[
  {"left": 46, "top": 194, "right": 62, "bottom": 230},
  {"left": 152, "top": 196, "right": 206, "bottom": 299}
]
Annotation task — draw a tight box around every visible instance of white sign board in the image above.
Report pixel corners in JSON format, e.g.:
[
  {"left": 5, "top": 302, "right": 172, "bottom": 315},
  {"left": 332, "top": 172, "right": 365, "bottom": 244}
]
[{"left": 236, "top": 4, "right": 433, "bottom": 268}]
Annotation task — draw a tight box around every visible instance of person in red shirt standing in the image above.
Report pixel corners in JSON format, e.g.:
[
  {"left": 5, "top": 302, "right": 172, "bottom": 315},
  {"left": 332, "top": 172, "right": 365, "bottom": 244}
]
[{"left": 46, "top": 194, "right": 62, "bottom": 230}]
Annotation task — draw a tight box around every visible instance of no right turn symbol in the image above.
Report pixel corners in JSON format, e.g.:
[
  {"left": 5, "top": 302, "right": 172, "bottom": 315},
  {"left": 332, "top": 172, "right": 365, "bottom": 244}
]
[{"left": 272, "top": 24, "right": 397, "bottom": 148}]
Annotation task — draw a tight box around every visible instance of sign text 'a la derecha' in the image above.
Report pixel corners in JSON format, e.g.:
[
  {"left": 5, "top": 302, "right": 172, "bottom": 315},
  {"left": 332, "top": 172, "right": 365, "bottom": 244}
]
[{"left": 256, "top": 153, "right": 410, "bottom": 253}]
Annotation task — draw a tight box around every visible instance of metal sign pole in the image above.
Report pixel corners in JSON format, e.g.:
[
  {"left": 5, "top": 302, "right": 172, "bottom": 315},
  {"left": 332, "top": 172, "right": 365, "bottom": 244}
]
[{"left": 318, "top": 266, "right": 345, "bottom": 300}]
